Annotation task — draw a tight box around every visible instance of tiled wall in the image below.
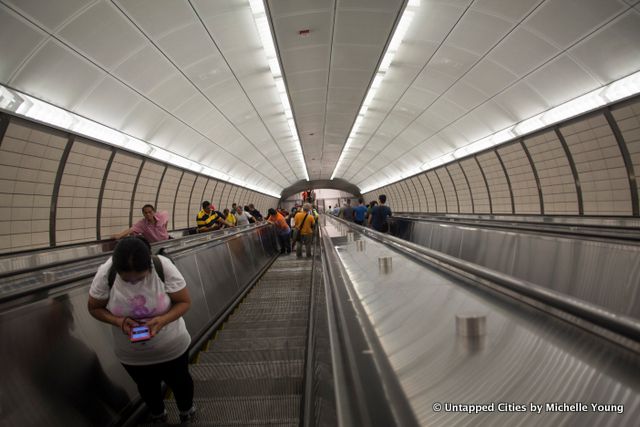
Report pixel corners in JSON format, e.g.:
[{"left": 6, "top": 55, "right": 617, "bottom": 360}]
[
  {"left": 562, "top": 115, "right": 631, "bottom": 215},
  {"left": 497, "top": 143, "right": 540, "bottom": 214},
  {"left": 0, "top": 122, "right": 66, "bottom": 252},
  {"left": 524, "top": 131, "right": 578, "bottom": 215},
  {"left": 174, "top": 172, "right": 196, "bottom": 229},
  {"left": 418, "top": 174, "right": 436, "bottom": 212},
  {"left": 612, "top": 100, "right": 640, "bottom": 205},
  {"left": 189, "top": 176, "right": 209, "bottom": 228},
  {"left": 460, "top": 157, "right": 490, "bottom": 213},
  {"left": 426, "top": 171, "right": 446, "bottom": 213},
  {"left": 132, "top": 160, "right": 165, "bottom": 221},
  {"left": 363, "top": 98, "right": 640, "bottom": 218},
  {"left": 156, "top": 167, "right": 183, "bottom": 230},
  {"left": 57, "top": 138, "right": 111, "bottom": 245},
  {"left": 100, "top": 151, "right": 142, "bottom": 239},
  {"left": 476, "top": 151, "right": 512, "bottom": 214},
  {"left": 447, "top": 163, "right": 473, "bottom": 213},
  {"left": 0, "top": 116, "right": 279, "bottom": 254}
]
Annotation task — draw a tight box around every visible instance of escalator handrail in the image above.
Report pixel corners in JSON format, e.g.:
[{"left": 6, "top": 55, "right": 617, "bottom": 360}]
[
  {"left": 0, "top": 223, "right": 271, "bottom": 305},
  {"left": 392, "top": 213, "right": 640, "bottom": 242},
  {"left": 0, "top": 224, "right": 263, "bottom": 279},
  {"left": 319, "top": 219, "right": 420, "bottom": 427}
]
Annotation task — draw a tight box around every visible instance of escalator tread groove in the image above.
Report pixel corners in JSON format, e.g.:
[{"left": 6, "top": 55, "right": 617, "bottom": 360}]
[{"left": 149, "top": 255, "right": 312, "bottom": 425}]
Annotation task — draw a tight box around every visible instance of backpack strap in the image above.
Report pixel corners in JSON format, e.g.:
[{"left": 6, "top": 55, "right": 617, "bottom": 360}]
[
  {"left": 152, "top": 255, "right": 165, "bottom": 283},
  {"left": 107, "top": 255, "right": 165, "bottom": 288}
]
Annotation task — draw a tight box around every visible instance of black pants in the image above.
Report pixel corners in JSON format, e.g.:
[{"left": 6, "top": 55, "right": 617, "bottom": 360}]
[{"left": 122, "top": 350, "right": 194, "bottom": 414}]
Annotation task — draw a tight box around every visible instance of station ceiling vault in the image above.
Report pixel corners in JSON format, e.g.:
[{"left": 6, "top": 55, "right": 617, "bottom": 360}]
[{"left": 1, "top": 0, "right": 639, "bottom": 196}]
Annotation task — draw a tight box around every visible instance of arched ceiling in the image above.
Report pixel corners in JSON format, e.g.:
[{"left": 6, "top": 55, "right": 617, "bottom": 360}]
[{"left": 1, "top": 0, "right": 639, "bottom": 197}]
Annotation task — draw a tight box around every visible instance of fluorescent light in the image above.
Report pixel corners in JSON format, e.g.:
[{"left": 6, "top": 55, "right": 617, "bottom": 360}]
[
  {"left": 331, "top": 0, "right": 421, "bottom": 180},
  {"left": 248, "top": 0, "right": 309, "bottom": 181},
  {"left": 0, "top": 84, "right": 281, "bottom": 198},
  {"left": 360, "top": 69, "right": 640, "bottom": 194}
]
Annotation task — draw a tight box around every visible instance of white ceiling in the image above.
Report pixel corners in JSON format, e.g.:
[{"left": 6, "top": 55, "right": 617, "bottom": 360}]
[
  {"left": 1, "top": 0, "right": 640, "bottom": 195},
  {"left": 328, "top": 0, "right": 640, "bottom": 190}
]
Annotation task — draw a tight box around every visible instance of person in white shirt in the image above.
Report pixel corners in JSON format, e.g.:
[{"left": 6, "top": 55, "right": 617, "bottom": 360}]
[
  {"left": 234, "top": 205, "right": 255, "bottom": 226},
  {"left": 87, "top": 236, "right": 195, "bottom": 423}
]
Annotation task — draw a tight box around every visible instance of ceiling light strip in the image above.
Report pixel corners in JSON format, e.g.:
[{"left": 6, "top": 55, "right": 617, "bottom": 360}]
[
  {"left": 359, "top": 70, "right": 640, "bottom": 194},
  {"left": 0, "top": 84, "right": 281, "bottom": 198},
  {"left": 248, "top": 0, "right": 309, "bottom": 181},
  {"left": 331, "top": 0, "right": 421, "bottom": 180}
]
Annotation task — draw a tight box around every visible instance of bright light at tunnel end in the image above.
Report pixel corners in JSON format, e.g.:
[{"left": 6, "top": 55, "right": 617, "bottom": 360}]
[
  {"left": 248, "top": 0, "right": 309, "bottom": 182},
  {"left": 0, "top": 84, "right": 282, "bottom": 198},
  {"left": 357, "top": 69, "right": 640, "bottom": 195}
]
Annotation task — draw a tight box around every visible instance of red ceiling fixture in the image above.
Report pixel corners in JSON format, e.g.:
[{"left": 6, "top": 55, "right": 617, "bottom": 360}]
[{"left": 298, "top": 29, "right": 310, "bottom": 37}]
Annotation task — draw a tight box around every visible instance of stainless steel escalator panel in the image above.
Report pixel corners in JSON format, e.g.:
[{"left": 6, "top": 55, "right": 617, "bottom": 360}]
[
  {"left": 324, "top": 220, "right": 640, "bottom": 426},
  {"left": 394, "top": 218, "right": 640, "bottom": 320}
]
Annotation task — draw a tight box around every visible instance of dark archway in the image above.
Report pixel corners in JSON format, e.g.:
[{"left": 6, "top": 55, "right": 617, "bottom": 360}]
[{"left": 280, "top": 179, "right": 361, "bottom": 201}]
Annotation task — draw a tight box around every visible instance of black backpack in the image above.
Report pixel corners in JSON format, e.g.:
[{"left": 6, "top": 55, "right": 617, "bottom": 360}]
[{"left": 107, "top": 255, "right": 165, "bottom": 288}]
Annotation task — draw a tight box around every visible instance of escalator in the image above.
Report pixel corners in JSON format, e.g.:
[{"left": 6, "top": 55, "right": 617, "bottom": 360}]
[{"left": 147, "top": 255, "right": 313, "bottom": 425}]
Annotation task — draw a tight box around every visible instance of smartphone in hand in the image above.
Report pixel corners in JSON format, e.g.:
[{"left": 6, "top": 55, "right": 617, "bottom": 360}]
[{"left": 130, "top": 325, "right": 152, "bottom": 342}]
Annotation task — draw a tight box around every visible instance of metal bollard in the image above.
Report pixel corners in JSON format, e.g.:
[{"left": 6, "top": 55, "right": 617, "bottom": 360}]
[
  {"left": 378, "top": 256, "right": 392, "bottom": 274},
  {"left": 455, "top": 313, "right": 487, "bottom": 337}
]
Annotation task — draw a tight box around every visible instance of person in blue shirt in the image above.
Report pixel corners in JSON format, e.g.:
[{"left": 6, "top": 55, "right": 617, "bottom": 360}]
[
  {"left": 369, "top": 194, "right": 392, "bottom": 232},
  {"left": 353, "top": 198, "right": 367, "bottom": 225}
]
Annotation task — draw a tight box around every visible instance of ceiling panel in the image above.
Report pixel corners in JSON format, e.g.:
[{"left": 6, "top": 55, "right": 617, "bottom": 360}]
[
  {"left": 523, "top": 0, "right": 626, "bottom": 49},
  {"left": 3, "top": 0, "right": 95, "bottom": 31},
  {"left": 0, "top": 7, "right": 46, "bottom": 82},
  {"left": 58, "top": 1, "right": 147, "bottom": 70},
  {"left": 11, "top": 39, "right": 104, "bottom": 108}
]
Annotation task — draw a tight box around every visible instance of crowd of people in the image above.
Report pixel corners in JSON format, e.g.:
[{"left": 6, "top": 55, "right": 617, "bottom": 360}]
[
  {"left": 327, "top": 194, "right": 392, "bottom": 232},
  {"left": 112, "top": 199, "right": 324, "bottom": 258},
  {"left": 112, "top": 194, "right": 392, "bottom": 253}
]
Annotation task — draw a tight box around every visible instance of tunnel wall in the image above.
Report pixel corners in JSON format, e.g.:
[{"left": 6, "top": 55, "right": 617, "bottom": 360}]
[
  {"left": 363, "top": 97, "right": 640, "bottom": 218},
  {"left": 0, "top": 114, "right": 279, "bottom": 254}
]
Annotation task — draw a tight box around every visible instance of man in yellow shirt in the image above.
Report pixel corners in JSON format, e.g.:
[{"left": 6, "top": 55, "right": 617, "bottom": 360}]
[
  {"left": 293, "top": 203, "right": 315, "bottom": 258},
  {"left": 196, "top": 201, "right": 233, "bottom": 232}
]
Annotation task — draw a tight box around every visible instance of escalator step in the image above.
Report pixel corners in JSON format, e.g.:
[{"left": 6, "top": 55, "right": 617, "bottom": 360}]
[
  {"left": 209, "top": 336, "right": 306, "bottom": 351},
  {"left": 233, "top": 307, "right": 307, "bottom": 317},
  {"left": 189, "top": 360, "right": 303, "bottom": 380},
  {"left": 215, "top": 327, "right": 306, "bottom": 340},
  {"left": 158, "top": 395, "right": 300, "bottom": 425},
  {"left": 198, "top": 349, "right": 305, "bottom": 364},
  {"left": 221, "top": 319, "right": 307, "bottom": 330},
  {"left": 228, "top": 313, "right": 308, "bottom": 322},
  {"left": 186, "top": 378, "right": 302, "bottom": 398}
]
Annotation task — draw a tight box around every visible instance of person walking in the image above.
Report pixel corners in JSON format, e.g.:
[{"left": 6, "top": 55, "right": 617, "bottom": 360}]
[
  {"left": 369, "top": 194, "right": 392, "bottom": 232},
  {"left": 87, "top": 236, "right": 196, "bottom": 423},
  {"left": 293, "top": 203, "right": 315, "bottom": 258}
]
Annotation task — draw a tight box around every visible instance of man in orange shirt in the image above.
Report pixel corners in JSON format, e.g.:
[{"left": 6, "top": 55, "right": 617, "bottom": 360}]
[
  {"left": 267, "top": 208, "right": 291, "bottom": 254},
  {"left": 293, "top": 203, "right": 315, "bottom": 258}
]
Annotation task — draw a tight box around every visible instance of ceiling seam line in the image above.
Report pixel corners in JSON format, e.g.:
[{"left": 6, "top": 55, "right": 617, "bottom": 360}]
[
  {"left": 187, "top": 0, "right": 302, "bottom": 182},
  {"left": 337, "top": 0, "right": 478, "bottom": 181},
  {"left": 318, "top": 0, "right": 338, "bottom": 179},
  {"left": 7, "top": 1, "right": 285, "bottom": 192},
  {"left": 109, "top": 0, "right": 291, "bottom": 187},
  {"left": 353, "top": 1, "right": 631, "bottom": 187},
  {"left": 330, "top": 0, "right": 410, "bottom": 178},
  {"left": 264, "top": 0, "right": 312, "bottom": 181}
]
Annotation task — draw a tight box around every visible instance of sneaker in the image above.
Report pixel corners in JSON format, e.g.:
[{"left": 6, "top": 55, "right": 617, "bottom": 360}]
[
  {"left": 179, "top": 405, "right": 196, "bottom": 423},
  {"left": 149, "top": 410, "right": 168, "bottom": 423}
]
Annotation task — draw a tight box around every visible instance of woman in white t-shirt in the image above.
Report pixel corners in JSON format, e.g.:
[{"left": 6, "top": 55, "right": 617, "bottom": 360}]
[{"left": 87, "top": 236, "right": 195, "bottom": 423}]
